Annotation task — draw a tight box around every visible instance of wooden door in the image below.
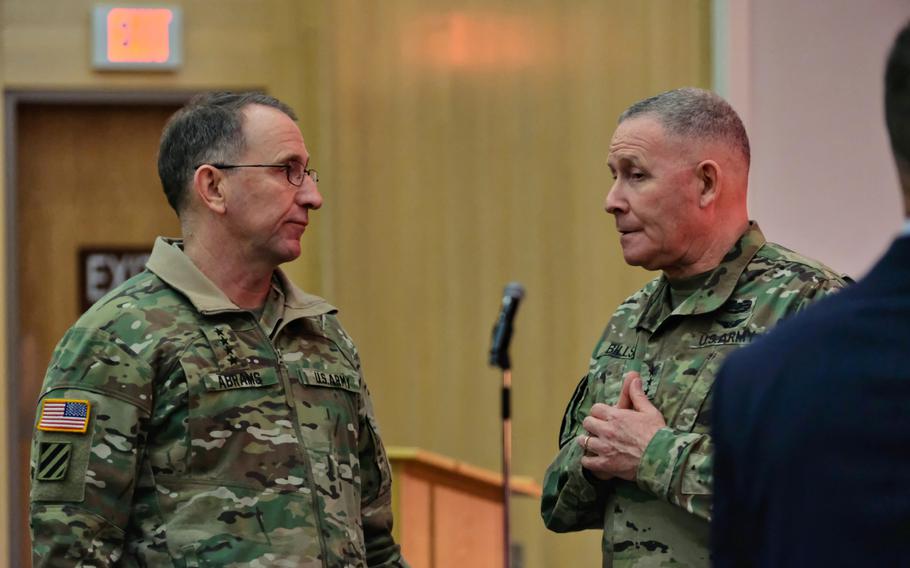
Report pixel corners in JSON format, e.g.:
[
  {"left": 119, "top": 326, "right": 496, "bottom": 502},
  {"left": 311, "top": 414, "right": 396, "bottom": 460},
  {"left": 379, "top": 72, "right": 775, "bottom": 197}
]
[{"left": 15, "top": 103, "right": 181, "bottom": 566}]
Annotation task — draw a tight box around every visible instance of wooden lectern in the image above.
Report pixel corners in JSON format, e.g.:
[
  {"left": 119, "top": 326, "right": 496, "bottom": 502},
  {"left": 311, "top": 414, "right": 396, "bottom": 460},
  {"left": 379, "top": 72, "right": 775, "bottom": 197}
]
[{"left": 387, "top": 447, "right": 542, "bottom": 568}]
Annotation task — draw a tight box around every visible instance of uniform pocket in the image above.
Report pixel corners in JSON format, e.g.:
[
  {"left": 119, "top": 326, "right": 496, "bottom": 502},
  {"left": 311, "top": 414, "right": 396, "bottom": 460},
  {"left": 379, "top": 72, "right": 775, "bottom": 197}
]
[
  {"left": 291, "top": 363, "right": 367, "bottom": 558},
  {"left": 589, "top": 353, "right": 633, "bottom": 406},
  {"left": 294, "top": 366, "right": 360, "bottom": 457},
  {"left": 184, "top": 362, "right": 306, "bottom": 484},
  {"left": 597, "top": 358, "right": 632, "bottom": 406},
  {"left": 667, "top": 351, "right": 720, "bottom": 433}
]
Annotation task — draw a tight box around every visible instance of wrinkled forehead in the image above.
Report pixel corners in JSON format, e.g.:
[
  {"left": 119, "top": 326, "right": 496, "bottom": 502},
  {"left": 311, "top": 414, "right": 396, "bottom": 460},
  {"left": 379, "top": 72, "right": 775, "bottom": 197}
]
[
  {"left": 240, "top": 103, "right": 308, "bottom": 160},
  {"left": 612, "top": 114, "right": 709, "bottom": 168},
  {"left": 609, "top": 116, "right": 677, "bottom": 163}
]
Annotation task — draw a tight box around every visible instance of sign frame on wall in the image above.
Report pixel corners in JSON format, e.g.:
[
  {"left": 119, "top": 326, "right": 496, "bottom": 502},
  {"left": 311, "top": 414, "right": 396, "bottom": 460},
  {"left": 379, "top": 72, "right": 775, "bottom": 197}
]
[
  {"left": 79, "top": 247, "right": 152, "bottom": 313},
  {"left": 91, "top": 4, "right": 183, "bottom": 71}
]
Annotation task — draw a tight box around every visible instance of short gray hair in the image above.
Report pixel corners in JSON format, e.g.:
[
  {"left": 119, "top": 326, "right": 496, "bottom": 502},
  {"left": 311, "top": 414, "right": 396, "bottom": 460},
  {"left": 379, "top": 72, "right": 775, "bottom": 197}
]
[{"left": 619, "top": 87, "right": 750, "bottom": 166}]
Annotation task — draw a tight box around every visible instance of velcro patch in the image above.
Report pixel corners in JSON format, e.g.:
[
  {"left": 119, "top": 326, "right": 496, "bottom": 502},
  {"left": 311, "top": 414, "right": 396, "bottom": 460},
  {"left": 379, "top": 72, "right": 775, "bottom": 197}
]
[
  {"left": 36, "top": 442, "right": 72, "bottom": 481},
  {"left": 204, "top": 368, "right": 279, "bottom": 391},
  {"left": 299, "top": 369, "right": 359, "bottom": 392},
  {"left": 693, "top": 328, "right": 757, "bottom": 348},
  {"left": 37, "top": 399, "right": 91, "bottom": 433},
  {"left": 602, "top": 342, "right": 636, "bottom": 359}
]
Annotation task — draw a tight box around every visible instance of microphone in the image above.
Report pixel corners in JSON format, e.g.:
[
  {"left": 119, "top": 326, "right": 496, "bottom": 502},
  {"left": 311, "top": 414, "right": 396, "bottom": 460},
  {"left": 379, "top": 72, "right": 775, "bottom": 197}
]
[
  {"left": 489, "top": 282, "right": 526, "bottom": 370},
  {"left": 489, "top": 283, "right": 525, "bottom": 568}
]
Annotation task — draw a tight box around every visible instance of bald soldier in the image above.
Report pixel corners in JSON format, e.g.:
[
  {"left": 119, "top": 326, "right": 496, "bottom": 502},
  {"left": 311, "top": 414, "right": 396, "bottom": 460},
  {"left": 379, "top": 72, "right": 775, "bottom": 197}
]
[
  {"left": 541, "top": 88, "right": 848, "bottom": 567},
  {"left": 29, "top": 92, "right": 407, "bottom": 567}
]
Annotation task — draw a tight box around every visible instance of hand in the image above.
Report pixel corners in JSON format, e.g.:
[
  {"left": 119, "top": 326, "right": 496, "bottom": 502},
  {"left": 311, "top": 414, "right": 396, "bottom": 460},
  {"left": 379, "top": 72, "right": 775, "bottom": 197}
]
[{"left": 577, "top": 372, "right": 667, "bottom": 481}]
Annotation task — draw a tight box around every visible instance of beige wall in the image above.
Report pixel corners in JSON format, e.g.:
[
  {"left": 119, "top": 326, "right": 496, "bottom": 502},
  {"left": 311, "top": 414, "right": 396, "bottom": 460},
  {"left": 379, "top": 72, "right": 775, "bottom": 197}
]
[
  {"left": 715, "top": 0, "right": 910, "bottom": 278},
  {"left": 0, "top": 2, "right": 711, "bottom": 567},
  {"left": 317, "top": 2, "right": 710, "bottom": 566}
]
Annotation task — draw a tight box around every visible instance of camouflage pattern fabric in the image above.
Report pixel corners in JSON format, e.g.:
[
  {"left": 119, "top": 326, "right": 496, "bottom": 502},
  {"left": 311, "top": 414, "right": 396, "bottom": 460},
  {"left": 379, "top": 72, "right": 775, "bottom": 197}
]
[
  {"left": 30, "top": 237, "right": 407, "bottom": 568},
  {"left": 541, "top": 223, "right": 848, "bottom": 567}
]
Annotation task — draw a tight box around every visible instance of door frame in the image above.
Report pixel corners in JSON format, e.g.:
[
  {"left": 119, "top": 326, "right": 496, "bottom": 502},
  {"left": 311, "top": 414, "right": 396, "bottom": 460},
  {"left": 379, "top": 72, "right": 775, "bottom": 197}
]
[{"left": 3, "top": 89, "right": 197, "bottom": 567}]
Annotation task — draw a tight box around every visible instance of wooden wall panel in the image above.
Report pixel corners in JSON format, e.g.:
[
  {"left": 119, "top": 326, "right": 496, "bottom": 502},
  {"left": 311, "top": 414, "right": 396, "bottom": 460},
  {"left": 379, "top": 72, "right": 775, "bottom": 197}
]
[
  {"left": 317, "top": 2, "right": 711, "bottom": 566},
  {"left": 15, "top": 104, "right": 181, "bottom": 566}
]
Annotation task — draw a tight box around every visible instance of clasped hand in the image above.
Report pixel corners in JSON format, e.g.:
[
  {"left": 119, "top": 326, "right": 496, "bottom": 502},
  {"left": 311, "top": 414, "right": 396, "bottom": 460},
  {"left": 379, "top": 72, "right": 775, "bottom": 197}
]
[{"left": 577, "top": 372, "right": 667, "bottom": 481}]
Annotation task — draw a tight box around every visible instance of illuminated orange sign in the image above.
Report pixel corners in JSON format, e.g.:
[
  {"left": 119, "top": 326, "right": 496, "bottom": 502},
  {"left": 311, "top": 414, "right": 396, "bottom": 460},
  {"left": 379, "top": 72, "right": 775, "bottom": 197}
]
[
  {"left": 401, "top": 11, "right": 556, "bottom": 72},
  {"left": 106, "top": 8, "right": 173, "bottom": 63}
]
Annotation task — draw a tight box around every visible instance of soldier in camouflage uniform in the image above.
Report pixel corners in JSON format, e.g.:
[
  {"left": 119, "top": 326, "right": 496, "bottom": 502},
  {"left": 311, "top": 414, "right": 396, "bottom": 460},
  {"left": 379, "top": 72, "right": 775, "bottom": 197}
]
[
  {"left": 540, "top": 88, "right": 847, "bottom": 567},
  {"left": 29, "top": 92, "right": 407, "bottom": 567}
]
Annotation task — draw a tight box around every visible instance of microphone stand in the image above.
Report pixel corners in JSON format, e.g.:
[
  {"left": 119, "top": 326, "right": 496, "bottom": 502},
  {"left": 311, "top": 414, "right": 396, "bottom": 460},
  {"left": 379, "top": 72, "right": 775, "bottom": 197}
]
[
  {"left": 490, "top": 282, "right": 523, "bottom": 568},
  {"left": 499, "top": 363, "right": 512, "bottom": 568}
]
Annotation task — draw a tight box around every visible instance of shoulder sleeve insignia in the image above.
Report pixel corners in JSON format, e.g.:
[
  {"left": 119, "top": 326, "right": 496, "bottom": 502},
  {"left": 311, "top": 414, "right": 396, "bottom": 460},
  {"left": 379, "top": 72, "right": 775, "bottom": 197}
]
[
  {"left": 36, "top": 442, "right": 72, "bottom": 481},
  {"left": 37, "top": 399, "right": 91, "bottom": 433},
  {"left": 558, "top": 376, "right": 590, "bottom": 448}
]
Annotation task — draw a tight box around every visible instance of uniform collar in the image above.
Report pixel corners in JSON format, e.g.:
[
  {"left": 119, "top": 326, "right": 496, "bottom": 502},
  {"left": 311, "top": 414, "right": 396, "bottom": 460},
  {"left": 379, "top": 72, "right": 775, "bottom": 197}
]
[
  {"left": 146, "top": 237, "right": 336, "bottom": 318},
  {"left": 635, "top": 221, "right": 766, "bottom": 333}
]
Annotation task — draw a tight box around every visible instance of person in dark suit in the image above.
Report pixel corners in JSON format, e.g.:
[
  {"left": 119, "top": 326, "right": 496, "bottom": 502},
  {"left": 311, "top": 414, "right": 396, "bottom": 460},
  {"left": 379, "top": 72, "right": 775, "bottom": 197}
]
[{"left": 711, "top": 21, "right": 910, "bottom": 568}]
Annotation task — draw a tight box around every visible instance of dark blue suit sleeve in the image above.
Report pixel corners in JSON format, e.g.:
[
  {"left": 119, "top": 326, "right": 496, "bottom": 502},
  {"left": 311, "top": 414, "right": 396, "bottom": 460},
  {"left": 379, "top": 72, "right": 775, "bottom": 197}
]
[{"left": 711, "top": 351, "right": 754, "bottom": 568}]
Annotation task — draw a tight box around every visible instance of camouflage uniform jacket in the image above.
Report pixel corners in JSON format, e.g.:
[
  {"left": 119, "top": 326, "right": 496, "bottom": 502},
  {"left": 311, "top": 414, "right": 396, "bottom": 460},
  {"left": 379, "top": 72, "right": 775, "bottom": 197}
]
[
  {"left": 30, "top": 237, "right": 406, "bottom": 568},
  {"left": 540, "top": 223, "right": 847, "bottom": 567}
]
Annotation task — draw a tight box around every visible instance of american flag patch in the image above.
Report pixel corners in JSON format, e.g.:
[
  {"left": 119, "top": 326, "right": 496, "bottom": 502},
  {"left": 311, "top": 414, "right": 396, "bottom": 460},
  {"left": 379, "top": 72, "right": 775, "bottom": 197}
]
[{"left": 37, "top": 399, "right": 91, "bottom": 433}]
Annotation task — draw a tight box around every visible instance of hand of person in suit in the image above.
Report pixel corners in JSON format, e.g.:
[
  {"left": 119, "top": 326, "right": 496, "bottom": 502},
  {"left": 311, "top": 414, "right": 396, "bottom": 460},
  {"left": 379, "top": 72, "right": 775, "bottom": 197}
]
[{"left": 578, "top": 372, "right": 666, "bottom": 481}]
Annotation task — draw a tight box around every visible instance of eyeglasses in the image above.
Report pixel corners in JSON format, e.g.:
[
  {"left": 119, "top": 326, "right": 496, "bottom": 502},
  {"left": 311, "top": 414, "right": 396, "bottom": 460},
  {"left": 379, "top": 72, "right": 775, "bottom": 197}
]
[{"left": 197, "top": 162, "right": 318, "bottom": 186}]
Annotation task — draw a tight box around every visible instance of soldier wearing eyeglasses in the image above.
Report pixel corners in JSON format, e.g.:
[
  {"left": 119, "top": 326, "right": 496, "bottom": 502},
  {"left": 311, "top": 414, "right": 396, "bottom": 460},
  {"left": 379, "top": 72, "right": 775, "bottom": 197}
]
[{"left": 29, "top": 92, "right": 408, "bottom": 567}]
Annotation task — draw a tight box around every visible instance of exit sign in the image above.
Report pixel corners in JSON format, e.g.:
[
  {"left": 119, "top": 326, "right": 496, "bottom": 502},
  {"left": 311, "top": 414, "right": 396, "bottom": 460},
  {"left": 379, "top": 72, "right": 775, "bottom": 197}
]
[
  {"left": 79, "top": 247, "right": 151, "bottom": 312},
  {"left": 92, "top": 4, "right": 182, "bottom": 70}
]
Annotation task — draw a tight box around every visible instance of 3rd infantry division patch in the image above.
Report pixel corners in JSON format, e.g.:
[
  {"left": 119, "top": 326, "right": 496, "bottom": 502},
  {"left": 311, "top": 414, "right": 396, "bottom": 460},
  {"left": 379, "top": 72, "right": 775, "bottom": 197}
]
[{"left": 36, "top": 442, "right": 71, "bottom": 481}]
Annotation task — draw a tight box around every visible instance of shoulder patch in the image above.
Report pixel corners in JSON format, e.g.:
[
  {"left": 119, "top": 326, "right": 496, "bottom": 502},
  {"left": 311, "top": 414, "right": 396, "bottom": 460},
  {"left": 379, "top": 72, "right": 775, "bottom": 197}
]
[
  {"left": 37, "top": 399, "right": 91, "bottom": 433},
  {"left": 558, "top": 376, "right": 590, "bottom": 447},
  {"left": 36, "top": 442, "right": 72, "bottom": 481}
]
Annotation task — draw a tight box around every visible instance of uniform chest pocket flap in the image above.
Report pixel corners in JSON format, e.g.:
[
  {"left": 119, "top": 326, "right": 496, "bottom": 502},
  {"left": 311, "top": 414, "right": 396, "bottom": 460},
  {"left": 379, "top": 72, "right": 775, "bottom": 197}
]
[
  {"left": 192, "top": 367, "right": 282, "bottom": 425},
  {"left": 668, "top": 351, "right": 719, "bottom": 433}
]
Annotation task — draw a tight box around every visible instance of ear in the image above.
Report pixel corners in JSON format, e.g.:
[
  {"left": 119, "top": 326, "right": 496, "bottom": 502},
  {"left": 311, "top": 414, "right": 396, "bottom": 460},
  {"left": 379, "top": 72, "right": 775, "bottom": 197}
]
[
  {"left": 193, "top": 165, "right": 228, "bottom": 215},
  {"left": 695, "top": 160, "right": 720, "bottom": 208}
]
